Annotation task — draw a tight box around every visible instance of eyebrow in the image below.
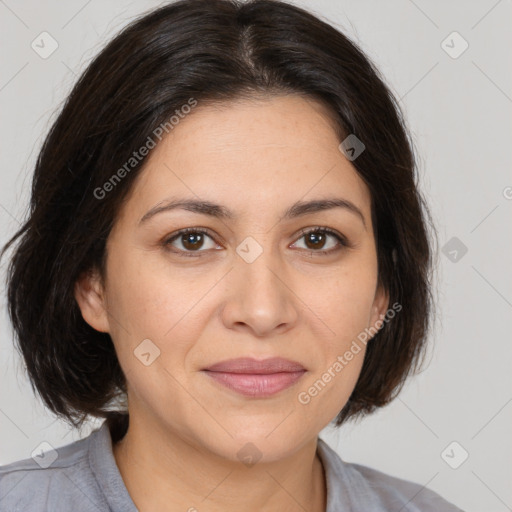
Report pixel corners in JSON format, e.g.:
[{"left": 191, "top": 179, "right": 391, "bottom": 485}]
[{"left": 139, "top": 196, "right": 366, "bottom": 229}]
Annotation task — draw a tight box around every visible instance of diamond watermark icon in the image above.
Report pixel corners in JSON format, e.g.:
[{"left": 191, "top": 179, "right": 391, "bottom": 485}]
[
  {"left": 441, "top": 236, "right": 468, "bottom": 263},
  {"left": 134, "top": 338, "right": 161, "bottom": 366},
  {"left": 338, "top": 134, "right": 365, "bottom": 161},
  {"left": 441, "top": 31, "right": 469, "bottom": 59},
  {"left": 441, "top": 441, "right": 469, "bottom": 469},
  {"left": 31, "top": 441, "right": 58, "bottom": 468},
  {"left": 237, "top": 442, "right": 263, "bottom": 468},
  {"left": 31, "top": 32, "right": 59, "bottom": 59},
  {"left": 236, "top": 236, "right": 263, "bottom": 264}
]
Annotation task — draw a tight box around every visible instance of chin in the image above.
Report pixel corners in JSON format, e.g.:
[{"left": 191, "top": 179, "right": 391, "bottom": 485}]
[{"left": 224, "top": 426, "right": 310, "bottom": 461}]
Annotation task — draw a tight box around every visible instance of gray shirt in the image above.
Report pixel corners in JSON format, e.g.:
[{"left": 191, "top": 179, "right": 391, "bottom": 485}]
[{"left": 0, "top": 421, "right": 464, "bottom": 511}]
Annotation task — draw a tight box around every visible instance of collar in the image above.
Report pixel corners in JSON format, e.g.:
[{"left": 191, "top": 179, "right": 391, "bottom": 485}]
[{"left": 88, "top": 420, "right": 366, "bottom": 512}]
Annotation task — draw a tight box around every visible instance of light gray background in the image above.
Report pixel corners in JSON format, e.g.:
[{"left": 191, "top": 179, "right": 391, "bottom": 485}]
[{"left": 1, "top": 1, "right": 511, "bottom": 511}]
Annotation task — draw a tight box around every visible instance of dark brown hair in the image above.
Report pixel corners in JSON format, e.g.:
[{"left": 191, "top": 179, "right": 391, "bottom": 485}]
[{"left": 0, "top": 0, "right": 436, "bottom": 437}]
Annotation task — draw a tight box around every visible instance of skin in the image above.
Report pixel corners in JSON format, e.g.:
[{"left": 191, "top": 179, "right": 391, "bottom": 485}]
[{"left": 75, "top": 94, "right": 389, "bottom": 512}]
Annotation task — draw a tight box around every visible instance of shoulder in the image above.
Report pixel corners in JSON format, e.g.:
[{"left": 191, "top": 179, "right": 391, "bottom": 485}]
[
  {"left": 0, "top": 429, "right": 108, "bottom": 512},
  {"left": 317, "top": 438, "right": 465, "bottom": 512},
  {"left": 347, "top": 462, "right": 465, "bottom": 511}
]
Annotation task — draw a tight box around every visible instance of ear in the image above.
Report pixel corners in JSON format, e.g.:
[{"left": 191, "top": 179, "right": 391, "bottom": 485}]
[
  {"left": 369, "top": 281, "right": 390, "bottom": 333},
  {"left": 74, "top": 268, "right": 110, "bottom": 333}
]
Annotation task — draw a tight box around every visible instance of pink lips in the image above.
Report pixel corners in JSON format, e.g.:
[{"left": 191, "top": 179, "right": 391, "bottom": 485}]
[{"left": 202, "top": 357, "right": 306, "bottom": 398}]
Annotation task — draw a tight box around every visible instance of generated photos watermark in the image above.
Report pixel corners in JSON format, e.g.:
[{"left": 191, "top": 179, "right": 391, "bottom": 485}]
[
  {"left": 94, "top": 97, "right": 198, "bottom": 200},
  {"left": 297, "top": 301, "right": 402, "bottom": 405}
]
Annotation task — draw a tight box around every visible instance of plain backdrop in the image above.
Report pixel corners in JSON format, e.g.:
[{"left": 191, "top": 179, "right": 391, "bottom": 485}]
[{"left": 1, "top": 1, "right": 511, "bottom": 511}]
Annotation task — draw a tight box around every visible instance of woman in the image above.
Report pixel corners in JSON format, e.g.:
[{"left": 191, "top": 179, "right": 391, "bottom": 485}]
[{"left": 0, "top": 0, "right": 464, "bottom": 510}]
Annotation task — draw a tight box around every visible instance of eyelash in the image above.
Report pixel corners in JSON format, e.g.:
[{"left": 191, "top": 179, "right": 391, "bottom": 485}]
[{"left": 162, "top": 226, "right": 349, "bottom": 258}]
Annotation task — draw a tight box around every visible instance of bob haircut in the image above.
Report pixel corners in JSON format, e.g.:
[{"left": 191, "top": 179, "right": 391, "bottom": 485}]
[{"left": 1, "top": 0, "right": 435, "bottom": 440}]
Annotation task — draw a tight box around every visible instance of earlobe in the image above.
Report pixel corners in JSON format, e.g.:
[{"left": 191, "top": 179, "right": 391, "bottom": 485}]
[
  {"left": 74, "top": 268, "right": 110, "bottom": 333},
  {"left": 370, "top": 283, "right": 390, "bottom": 332}
]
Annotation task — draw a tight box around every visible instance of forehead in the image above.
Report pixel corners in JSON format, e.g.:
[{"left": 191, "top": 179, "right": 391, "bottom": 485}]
[{"left": 122, "top": 95, "right": 372, "bottom": 224}]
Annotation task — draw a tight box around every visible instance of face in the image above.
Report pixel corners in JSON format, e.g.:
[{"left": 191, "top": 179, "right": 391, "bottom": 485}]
[{"left": 76, "top": 94, "right": 388, "bottom": 463}]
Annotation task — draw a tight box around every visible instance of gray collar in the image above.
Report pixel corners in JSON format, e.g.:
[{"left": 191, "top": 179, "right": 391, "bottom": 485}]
[{"left": 87, "top": 420, "right": 367, "bottom": 512}]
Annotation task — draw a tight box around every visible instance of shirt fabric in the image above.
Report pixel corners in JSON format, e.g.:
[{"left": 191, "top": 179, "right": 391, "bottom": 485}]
[{"left": 0, "top": 420, "right": 464, "bottom": 511}]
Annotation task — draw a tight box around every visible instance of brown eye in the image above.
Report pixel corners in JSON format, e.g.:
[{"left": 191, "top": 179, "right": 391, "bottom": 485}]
[
  {"left": 304, "top": 231, "right": 327, "bottom": 250},
  {"left": 164, "top": 228, "right": 219, "bottom": 256},
  {"left": 181, "top": 232, "right": 205, "bottom": 250},
  {"left": 292, "top": 227, "right": 347, "bottom": 255}
]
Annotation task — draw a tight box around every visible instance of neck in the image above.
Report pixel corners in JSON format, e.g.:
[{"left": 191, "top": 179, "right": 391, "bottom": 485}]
[{"left": 112, "top": 413, "right": 326, "bottom": 512}]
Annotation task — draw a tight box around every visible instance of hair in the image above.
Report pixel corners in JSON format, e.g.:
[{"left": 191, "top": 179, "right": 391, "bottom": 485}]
[{"left": 0, "top": 0, "right": 436, "bottom": 440}]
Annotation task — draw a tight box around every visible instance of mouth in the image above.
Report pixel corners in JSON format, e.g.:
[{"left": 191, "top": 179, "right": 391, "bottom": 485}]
[{"left": 201, "top": 357, "right": 307, "bottom": 398}]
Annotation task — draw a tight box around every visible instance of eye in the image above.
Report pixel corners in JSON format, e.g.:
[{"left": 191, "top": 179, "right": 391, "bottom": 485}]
[
  {"left": 163, "top": 227, "right": 220, "bottom": 257},
  {"left": 163, "top": 226, "right": 348, "bottom": 258},
  {"left": 291, "top": 227, "right": 348, "bottom": 255}
]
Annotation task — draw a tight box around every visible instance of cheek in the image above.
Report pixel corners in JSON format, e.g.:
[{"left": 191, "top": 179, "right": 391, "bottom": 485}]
[
  {"left": 106, "top": 248, "right": 209, "bottom": 339},
  {"left": 103, "top": 257, "right": 206, "bottom": 431},
  {"left": 295, "top": 268, "right": 375, "bottom": 403},
  {"left": 104, "top": 251, "right": 225, "bottom": 407},
  {"left": 306, "top": 266, "right": 378, "bottom": 345},
  {"left": 296, "top": 332, "right": 367, "bottom": 424}
]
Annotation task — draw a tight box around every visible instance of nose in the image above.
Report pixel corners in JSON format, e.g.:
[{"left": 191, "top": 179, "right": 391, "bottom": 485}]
[{"left": 220, "top": 244, "right": 299, "bottom": 338}]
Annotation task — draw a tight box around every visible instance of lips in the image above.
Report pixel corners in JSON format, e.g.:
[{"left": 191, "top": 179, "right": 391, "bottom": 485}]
[
  {"left": 203, "top": 357, "right": 306, "bottom": 374},
  {"left": 202, "top": 357, "right": 306, "bottom": 397}
]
